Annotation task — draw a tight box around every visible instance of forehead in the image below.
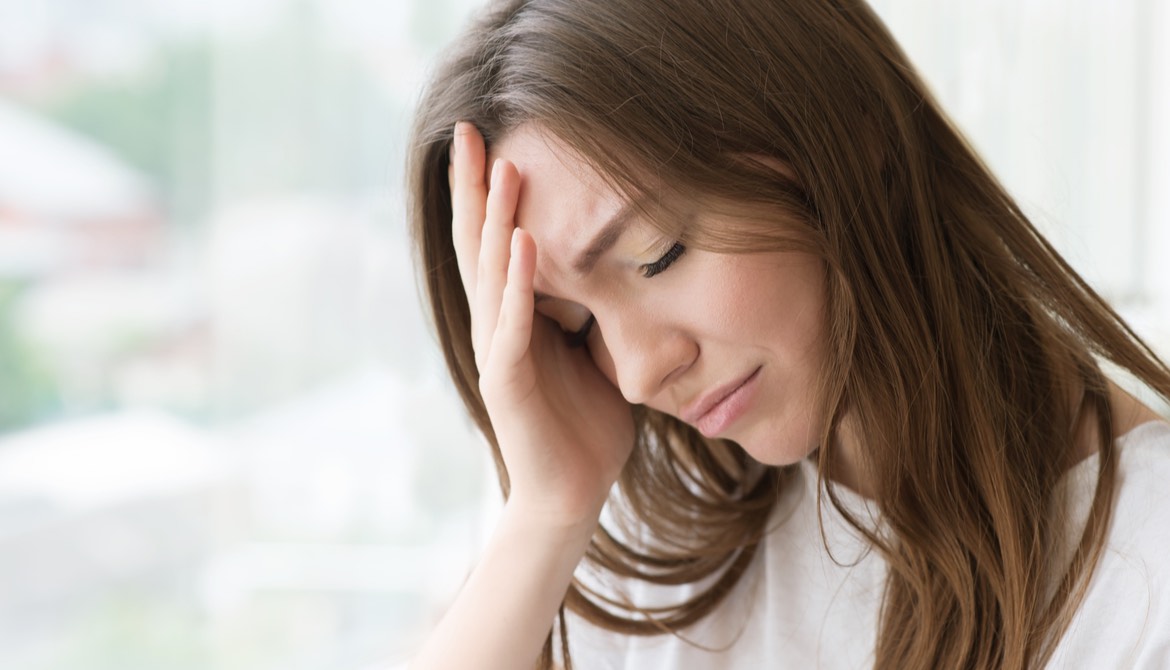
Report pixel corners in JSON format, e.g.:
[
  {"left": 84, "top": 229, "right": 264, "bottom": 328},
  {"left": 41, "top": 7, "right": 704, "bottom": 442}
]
[{"left": 489, "top": 127, "right": 625, "bottom": 266}]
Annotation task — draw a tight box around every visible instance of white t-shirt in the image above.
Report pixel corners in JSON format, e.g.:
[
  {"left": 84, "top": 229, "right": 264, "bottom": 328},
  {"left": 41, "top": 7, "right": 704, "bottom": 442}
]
[{"left": 562, "top": 421, "right": 1170, "bottom": 669}]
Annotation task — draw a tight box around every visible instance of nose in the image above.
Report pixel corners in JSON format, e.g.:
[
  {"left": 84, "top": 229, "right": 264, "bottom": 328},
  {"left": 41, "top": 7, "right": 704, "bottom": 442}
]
[{"left": 592, "top": 308, "right": 696, "bottom": 406}]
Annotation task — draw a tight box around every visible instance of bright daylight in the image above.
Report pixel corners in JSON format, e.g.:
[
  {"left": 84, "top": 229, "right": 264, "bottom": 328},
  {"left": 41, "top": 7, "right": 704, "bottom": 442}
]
[{"left": 0, "top": 1, "right": 1167, "bottom": 669}]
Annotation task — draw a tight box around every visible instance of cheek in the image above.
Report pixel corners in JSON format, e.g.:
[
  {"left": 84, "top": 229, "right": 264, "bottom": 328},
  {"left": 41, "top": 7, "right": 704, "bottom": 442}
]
[{"left": 746, "top": 256, "right": 826, "bottom": 347}]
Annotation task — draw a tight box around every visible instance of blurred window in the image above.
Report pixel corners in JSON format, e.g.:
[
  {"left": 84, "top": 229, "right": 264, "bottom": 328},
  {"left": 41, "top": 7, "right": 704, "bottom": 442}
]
[{"left": 0, "top": 1, "right": 1166, "bottom": 668}]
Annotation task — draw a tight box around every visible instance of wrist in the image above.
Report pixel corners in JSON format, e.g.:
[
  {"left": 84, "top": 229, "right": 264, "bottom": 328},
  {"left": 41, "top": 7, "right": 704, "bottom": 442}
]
[{"left": 502, "top": 492, "right": 606, "bottom": 537}]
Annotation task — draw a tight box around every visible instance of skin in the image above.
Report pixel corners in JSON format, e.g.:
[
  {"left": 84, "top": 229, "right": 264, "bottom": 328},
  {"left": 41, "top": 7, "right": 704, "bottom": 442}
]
[
  {"left": 471, "top": 121, "right": 1159, "bottom": 498},
  {"left": 413, "top": 122, "right": 632, "bottom": 670},
  {"left": 489, "top": 124, "right": 834, "bottom": 470},
  {"left": 411, "top": 121, "right": 1164, "bottom": 670}
]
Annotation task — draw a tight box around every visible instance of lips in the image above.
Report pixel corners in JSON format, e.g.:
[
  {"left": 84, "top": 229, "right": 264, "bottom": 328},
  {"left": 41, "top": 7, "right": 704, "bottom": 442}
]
[{"left": 680, "top": 366, "right": 762, "bottom": 436}]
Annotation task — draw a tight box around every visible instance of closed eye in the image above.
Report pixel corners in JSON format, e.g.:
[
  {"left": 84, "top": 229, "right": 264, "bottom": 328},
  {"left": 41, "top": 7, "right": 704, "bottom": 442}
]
[
  {"left": 566, "top": 314, "right": 595, "bottom": 348},
  {"left": 640, "top": 241, "right": 686, "bottom": 278},
  {"left": 563, "top": 241, "right": 686, "bottom": 346}
]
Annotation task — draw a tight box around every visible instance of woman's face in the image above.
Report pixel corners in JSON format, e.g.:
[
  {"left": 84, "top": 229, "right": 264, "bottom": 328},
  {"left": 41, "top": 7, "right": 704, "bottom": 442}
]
[{"left": 490, "top": 126, "right": 829, "bottom": 466}]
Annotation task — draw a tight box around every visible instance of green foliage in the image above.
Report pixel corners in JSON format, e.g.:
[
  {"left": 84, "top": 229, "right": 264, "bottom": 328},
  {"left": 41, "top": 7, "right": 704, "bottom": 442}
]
[
  {"left": 37, "top": 41, "right": 214, "bottom": 227},
  {"left": 31, "top": 6, "right": 396, "bottom": 224},
  {"left": 0, "top": 281, "right": 61, "bottom": 431}
]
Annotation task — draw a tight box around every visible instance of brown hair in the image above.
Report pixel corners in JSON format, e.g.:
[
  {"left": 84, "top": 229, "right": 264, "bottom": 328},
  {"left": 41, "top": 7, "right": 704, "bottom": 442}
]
[{"left": 407, "top": 0, "right": 1170, "bottom": 667}]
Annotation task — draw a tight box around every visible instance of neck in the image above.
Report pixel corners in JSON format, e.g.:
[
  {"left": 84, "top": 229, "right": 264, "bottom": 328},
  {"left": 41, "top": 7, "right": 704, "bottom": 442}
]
[
  {"left": 813, "top": 411, "right": 873, "bottom": 498},
  {"left": 813, "top": 378, "right": 1165, "bottom": 502}
]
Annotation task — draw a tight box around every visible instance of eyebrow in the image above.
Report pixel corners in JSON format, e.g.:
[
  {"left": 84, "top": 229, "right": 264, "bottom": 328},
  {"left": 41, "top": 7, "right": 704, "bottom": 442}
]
[{"left": 533, "top": 199, "right": 641, "bottom": 304}]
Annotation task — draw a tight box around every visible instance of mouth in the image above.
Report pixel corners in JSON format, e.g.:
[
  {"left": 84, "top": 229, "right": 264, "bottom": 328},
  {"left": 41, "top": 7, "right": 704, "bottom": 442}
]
[{"left": 680, "top": 366, "right": 762, "bottom": 438}]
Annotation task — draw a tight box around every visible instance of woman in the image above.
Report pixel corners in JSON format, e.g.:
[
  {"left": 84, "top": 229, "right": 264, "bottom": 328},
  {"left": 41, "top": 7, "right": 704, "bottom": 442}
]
[{"left": 406, "top": 0, "right": 1170, "bottom": 668}]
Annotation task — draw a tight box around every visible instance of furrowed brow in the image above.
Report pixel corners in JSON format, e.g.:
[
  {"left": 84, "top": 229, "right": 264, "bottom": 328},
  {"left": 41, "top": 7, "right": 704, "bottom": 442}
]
[
  {"left": 570, "top": 201, "right": 639, "bottom": 276},
  {"left": 534, "top": 198, "right": 645, "bottom": 304}
]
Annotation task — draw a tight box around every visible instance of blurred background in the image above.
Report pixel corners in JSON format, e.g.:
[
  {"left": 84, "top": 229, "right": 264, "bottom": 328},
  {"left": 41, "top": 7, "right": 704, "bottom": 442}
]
[{"left": 0, "top": 0, "right": 1167, "bottom": 668}]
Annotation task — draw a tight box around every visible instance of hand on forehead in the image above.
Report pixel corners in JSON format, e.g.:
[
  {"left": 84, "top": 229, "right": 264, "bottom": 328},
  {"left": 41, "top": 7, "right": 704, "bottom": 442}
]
[{"left": 489, "top": 127, "right": 639, "bottom": 283}]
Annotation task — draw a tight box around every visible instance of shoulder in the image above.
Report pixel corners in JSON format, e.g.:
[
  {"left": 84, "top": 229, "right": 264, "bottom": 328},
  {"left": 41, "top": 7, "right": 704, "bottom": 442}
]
[
  {"left": 1051, "top": 420, "right": 1170, "bottom": 668},
  {"left": 1102, "top": 421, "right": 1170, "bottom": 589},
  {"left": 1110, "top": 420, "right": 1170, "bottom": 547}
]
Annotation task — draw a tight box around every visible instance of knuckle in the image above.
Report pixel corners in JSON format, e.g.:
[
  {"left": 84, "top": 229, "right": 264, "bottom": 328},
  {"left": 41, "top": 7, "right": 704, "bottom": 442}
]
[
  {"left": 477, "top": 366, "right": 504, "bottom": 399},
  {"left": 474, "top": 349, "right": 491, "bottom": 375}
]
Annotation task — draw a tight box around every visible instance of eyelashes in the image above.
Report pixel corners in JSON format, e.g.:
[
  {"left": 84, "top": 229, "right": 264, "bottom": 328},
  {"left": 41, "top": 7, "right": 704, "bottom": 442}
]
[
  {"left": 641, "top": 241, "right": 686, "bottom": 278},
  {"left": 566, "top": 314, "right": 595, "bottom": 349},
  {"left": 564, "top": 241, "right": 687, "bottom": 347}
]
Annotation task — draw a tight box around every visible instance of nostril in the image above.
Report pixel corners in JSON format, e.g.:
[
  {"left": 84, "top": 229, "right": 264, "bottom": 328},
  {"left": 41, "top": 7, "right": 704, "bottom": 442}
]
[
  {"left": 610, "top": 335, "right": 696, "bottom": 407},
  {"left": 661, "top": 355, "right": 695, "bottom": 387}
]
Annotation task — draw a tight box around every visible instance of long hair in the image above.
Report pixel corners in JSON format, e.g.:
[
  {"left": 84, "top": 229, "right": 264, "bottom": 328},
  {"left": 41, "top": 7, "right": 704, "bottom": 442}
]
[{"left": 406, "top": 1, "right": 1170, "bottom": 667}]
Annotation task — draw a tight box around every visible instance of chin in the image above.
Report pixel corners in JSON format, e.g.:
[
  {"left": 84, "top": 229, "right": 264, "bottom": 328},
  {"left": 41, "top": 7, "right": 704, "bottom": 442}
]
[
  {"left": 732, "top": 423, "right": 820, "bottom": 467},
  {"left": 731, "top": 440, "right": 807, "bottom": 467}
]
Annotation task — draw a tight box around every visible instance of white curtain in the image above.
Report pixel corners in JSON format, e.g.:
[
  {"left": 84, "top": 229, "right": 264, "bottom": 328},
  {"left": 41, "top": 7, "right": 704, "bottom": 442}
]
[{"left": 872, "top": 0, "right": 1170, "bottom": 328}]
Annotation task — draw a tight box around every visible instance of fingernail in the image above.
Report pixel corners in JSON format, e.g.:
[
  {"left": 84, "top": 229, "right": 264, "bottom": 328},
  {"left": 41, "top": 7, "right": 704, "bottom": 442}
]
[
  {"left": 450, "top": 122, "right": 460, "bottom": 161},
  {"left": 491, "top": 159, "right": 502, "bottom": 185},
  {"left": 511, "top": 228, "right": 520, "bottom": 254}
]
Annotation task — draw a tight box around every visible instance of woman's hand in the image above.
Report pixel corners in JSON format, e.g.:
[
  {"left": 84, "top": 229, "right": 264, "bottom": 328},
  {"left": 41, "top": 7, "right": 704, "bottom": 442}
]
[{"left": 449, "top": 122, "right": 635, "bottom": 525}]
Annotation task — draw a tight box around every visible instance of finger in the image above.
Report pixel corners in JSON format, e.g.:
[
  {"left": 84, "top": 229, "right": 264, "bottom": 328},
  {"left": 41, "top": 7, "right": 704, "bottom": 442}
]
[
  {"left": 450, "top": 122, "right": 488, "bottom": 304},
  {"left": 475, "top": 159, "right": 520, "bottom": 366},
  {"left": 490, "top": 228, "right": 536, "bottom": 373}
]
